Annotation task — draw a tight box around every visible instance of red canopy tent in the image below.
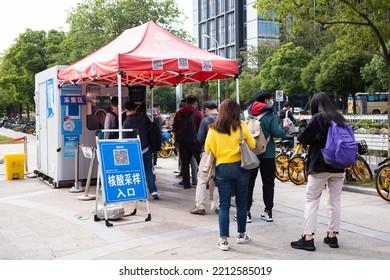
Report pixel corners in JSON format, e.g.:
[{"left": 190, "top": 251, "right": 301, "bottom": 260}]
[
  {"left": 57, "top": 20, "right": 238, "bottom": 87},
  {"left": 57, "top": 20, "right": 239, "bottom": 131}
]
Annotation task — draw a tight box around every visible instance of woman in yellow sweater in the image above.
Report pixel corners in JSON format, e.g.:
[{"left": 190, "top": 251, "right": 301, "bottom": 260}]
[{"left": 205, "top": 98, "right": 256, "bottom": 251}]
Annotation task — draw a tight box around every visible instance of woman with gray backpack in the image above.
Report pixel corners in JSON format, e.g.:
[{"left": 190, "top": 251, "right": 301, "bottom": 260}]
[{"left": 291, "top": 92, "right": 350, "bottom": 251}]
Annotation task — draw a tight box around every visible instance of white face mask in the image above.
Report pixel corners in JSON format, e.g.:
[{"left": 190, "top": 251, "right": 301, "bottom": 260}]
[{"left": 269, "top": 99, "right": 274, "bottom": 106}]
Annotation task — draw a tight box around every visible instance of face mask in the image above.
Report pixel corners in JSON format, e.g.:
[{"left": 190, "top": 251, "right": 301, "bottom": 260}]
[{"left": 269, "top": 100, "right": 274, "bottom": 106}]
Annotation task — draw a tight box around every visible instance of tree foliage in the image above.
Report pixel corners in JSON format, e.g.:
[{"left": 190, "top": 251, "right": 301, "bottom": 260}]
[
  {"left": 255, "top": 0, "right": 390, "bottom": 118},
  {"left": 259, "top": 42, "right": 311, "bottom": 99},
  {"left": 361, "top": 55, "right": 388, "bottom": 93},
  {"left": 238, "top": 41, "right": 279, "bottom": 106},
  {"left": 0, "top": 29, "right": 66, "bottom": 118},
  {"left": 62, "top": 0, "right": 188, "bottom": 63}
]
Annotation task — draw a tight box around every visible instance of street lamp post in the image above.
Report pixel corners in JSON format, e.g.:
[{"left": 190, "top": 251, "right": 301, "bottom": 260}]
[{"left": 203, "top": 34, "right": 221, "bottom": 107}]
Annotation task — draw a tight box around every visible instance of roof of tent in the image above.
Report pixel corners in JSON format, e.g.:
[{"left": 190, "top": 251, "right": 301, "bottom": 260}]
[{"left": 57, "top": 20, "right": 238, "bottom": 87}]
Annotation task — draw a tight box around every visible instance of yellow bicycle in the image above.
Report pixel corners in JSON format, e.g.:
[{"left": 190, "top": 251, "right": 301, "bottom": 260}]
[
  {"left": 275, "top": 139, "right": 308, "bottom": 185},
  {"left": 275, "top": 140, "right": 293, "bottom": 182},
  {"left": 345, "top": 140, "right": 372, "bottom": 182},
  {"left": 287, "top": 142, "right": 308, "bottom": 185},
  {"left": 374, "top": 158, "right": 390, "bottom": 202}
]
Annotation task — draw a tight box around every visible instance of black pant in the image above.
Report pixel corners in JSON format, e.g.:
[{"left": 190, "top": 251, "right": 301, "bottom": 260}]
[
  {"left": 247, "top": 158, "right": 276, "bottom": 212},
  {"left": 153, "top": 151, "right": 158, "bottom": 165},
  {"left": 178, "top": 141, "right": 201, "bottom": 186}
]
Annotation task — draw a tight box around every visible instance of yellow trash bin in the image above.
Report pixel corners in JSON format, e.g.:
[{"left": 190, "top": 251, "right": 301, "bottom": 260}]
[{"left": 4, "top": 153, "right": 26, "bottom": 180}]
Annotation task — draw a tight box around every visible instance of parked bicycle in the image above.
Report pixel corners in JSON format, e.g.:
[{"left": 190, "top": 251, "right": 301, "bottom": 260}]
[
  {"left": 275, "top": 139, "right": 293, "bottom": 182},
  {"left": 287, "top": 141, "right": 308, "bottom": 185},
  {"left": 157, "top": 125, "right": 176, "bottom": 158},
  {"left": 345, "top": 140, "right": 372, "bottom": 181},
  {"left": 374, "top": 158, "right": 390, "bottom": 202},
  {"left": 275, "top": 135, "right": 308, "bottom": 185}
]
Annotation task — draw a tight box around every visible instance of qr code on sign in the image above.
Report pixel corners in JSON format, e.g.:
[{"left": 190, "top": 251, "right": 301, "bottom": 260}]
[{"left": 113, "top": 149, "right": 129, "bottom": 165}]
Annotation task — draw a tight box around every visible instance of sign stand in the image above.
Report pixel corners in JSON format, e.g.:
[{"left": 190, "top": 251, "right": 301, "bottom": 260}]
[
  {"left": 93, "top": 129, "right": 151, "bottom": 227},
  {"left": 78, "top": 146, "right": 97, "bottom": 201}
]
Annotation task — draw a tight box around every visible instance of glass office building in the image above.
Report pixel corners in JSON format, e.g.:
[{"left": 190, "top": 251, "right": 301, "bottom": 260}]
[{"left": 193, "top": 0, "right": 280, "bottom": 59}]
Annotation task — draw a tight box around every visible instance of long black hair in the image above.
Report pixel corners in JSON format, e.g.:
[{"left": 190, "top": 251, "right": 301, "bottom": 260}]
[{"left": 310, "top": 92, "right": 345, "bottom": 126}]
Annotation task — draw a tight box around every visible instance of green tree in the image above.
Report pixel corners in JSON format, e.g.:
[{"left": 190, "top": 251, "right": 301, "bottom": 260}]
[
  {"left": 255, "top": 0, "right": 390, "bottom": 151},
  {"left": 314, "top": 49, "right": 371, "bottom": 112},
  {"left": 259, "top": 42, "right": 311, "bottom": 103},
  {"left": 361, "top": 55, "right": 388, "bottom": 93},
  {"left": 62, "top": 0, "right": 188, "bottom": 63},
  {"left": 150, "top": 86, "right": 177, "bottom": 113},
  {"left": 238, "top": 41, "right": 279, "bottom": 106},
  {"left": 0, "top": 29, "right": 56, "bottom": 119}
]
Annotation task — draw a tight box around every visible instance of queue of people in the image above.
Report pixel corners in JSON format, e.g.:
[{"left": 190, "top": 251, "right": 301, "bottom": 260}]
[{"left": 103, "top": 90, "right": 345, "bottom": 253}]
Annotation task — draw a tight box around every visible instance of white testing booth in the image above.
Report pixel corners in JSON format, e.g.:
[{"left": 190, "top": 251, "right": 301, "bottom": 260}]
[{"left": 34, "top": 65, "right": 146, "bottom": 188}]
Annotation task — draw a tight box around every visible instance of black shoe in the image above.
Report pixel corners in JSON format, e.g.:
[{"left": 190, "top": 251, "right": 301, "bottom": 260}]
[
  {"left": 291, "top": 235, "right": 316, "bottom": 251},
  {"left": 324, "top": 235, "right": 339, "bottom": 248},
  {"left": 183, "top": 184, "right": 191, "bottom": 189}
]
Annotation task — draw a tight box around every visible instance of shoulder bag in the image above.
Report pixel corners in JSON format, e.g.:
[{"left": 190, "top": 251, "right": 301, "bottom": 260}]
[{"left": 239, "top": 126, "right": 260, "bottom": 170}]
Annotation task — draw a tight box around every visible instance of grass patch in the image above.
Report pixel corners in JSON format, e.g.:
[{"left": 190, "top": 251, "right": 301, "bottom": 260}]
[
  {"left": 344, "top": 179, "right": 376, "bottom": 189},
  {"left": 0, "top": 135, "right": 21, "bottom": 144}
]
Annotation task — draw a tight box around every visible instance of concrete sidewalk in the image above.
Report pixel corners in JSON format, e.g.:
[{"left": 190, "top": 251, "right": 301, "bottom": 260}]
[{"left": 0, "top": 127, "right": 389, "bottom": 260}]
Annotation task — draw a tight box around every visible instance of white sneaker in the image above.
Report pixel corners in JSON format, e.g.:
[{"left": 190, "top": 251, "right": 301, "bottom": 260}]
[
  {"left": 260, "top": 210, "right": 273, "bottom": 222},
  {"left": 151, "top": 192, "right": 160, "bottom": 200},
  {"left": 216, "top": 240, "right": 229, "bottom": 251},
  {"left": 233, "top": 212, "right": 252, "bottom": 223},
  {"left": 237, "top": 234, "right": 251, "bottom": 244}
]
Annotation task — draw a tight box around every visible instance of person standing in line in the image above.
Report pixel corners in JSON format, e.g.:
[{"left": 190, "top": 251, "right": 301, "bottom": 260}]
[
  {"left": 122, "top": 101, "right": 159, "bottom": 200},
  {"left": 173, "top": 95, "right": 202, "bottom": 189},
  {"left": 175, "top": 100, "right": 198, "bottom": 182},
  {"left": 104, "top": 96, "right": 119, "bottom": 139},
  {"left": 245, "top": 90, "right": 288, "bottom": 223},
  {"left": 147, "top": 103, "right": 163, "bottom": 168},
  {"left": 291, "top": 92, "right": 345, "bottom": 251},
  {"left": 205, "top": 98, "right": 255, "bottom": 251},
  {"left": 190, "top": 100, "right": 219, "bottom": 215}
]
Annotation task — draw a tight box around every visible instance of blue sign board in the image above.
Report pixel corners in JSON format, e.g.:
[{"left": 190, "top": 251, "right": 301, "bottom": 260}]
[
  {"left": 97, "top": 139, "right": 148, "bottom": 203},
  {"left": 60, "top": 96, "right": 86, "bottom": 105}
]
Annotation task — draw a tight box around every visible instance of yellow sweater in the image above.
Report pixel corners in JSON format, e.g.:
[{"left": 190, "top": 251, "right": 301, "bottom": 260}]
[{"left": 205, "top": 121, "right": 256, "bottom": 165}]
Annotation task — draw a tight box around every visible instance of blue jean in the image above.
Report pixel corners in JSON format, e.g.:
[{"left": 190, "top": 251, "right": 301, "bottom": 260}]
[
  {"left": 143, "top": 149, "right": 158, "bottom": 194},
  {"left": 215, "top": 161, "right": 250, "bottom": 238}
]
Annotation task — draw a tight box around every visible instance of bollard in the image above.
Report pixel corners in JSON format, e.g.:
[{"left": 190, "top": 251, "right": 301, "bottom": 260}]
[
  {"left": 68, "top": 142, "right": 84, "bottom": 193},
  {"left": 78, "top": 146, "right": 96, "bottom": 201}
]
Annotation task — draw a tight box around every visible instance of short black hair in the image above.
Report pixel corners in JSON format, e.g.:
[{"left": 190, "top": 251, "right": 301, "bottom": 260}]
[
  {"left": 203, "top": 100, "right": 218, "bottom": 110},
  {"left": 186, "top": 95, "right": 198, "bottom": 105},
  {"left": 110, "top": 96, "right": 118, "bottom": 107},
  {"left": 255, "top": 89, "right": 273, "bottom": 103},
  {"left": 283, "top": 101, "right": 291, "bottom": 108},
  {"left": 124, "top": 101, "right": 137, "bottom": 111}
]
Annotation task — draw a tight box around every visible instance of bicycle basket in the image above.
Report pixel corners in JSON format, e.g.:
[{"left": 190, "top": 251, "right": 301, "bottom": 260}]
[{"left": 358, "top": 140, "right": 368, "bottom": 155}]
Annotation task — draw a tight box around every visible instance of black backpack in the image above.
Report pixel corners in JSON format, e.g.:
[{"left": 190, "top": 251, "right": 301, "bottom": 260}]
[
  {"left": 174, "top": 111, "right": 198, "bottom": 143},
  {"left": 145, "top": 116, "right": 162, "bottom": 151}
]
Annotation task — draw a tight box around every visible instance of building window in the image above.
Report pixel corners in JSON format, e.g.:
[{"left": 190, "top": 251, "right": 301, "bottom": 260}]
[
  {"left": 227, "top": 13, "right": 235, "bottom": 43},
  {"left": 209, "top": 0, "right": 216, "bottom": 17},
  {"left": 227, "top": 0, "right": 235, "bottom": 10},
  {"left": 217, "top": 0, "right": 225, "bottom": 14},
  {"left": 201, "top": 0, "right": 207, "bottom": 20},
  {"left": 218, "top": 16, "right": 225, "bottom": 46},
  {"left": 258, "top": 19, "right": 279, "bottom": 39}
]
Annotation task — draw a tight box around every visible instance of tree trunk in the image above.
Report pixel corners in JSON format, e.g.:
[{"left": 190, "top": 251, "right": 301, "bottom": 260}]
[{"left": 202, "top": 82, "right": 209, "bottom": 102}]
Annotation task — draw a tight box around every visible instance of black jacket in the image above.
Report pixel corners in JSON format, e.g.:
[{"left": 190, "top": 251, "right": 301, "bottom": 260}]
[
  {"left": 297, "top": 113, "right": 345, "bottom": 174},
  {"left": 122, "top": 112, "right": 150, "bottom": 150}
]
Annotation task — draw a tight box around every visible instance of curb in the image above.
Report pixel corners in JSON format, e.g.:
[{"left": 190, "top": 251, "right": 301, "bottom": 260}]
[{"left": 343, "top": 184, "right": 378, "bottom": 196}]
